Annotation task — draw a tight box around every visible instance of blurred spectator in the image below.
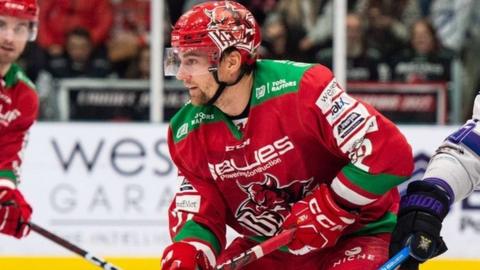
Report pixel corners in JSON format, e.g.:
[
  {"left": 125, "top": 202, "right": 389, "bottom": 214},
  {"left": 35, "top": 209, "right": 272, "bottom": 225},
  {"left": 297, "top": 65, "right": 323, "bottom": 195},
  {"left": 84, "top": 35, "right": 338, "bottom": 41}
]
[
  {"left": 356, "top": 0, "right": 421, "bottom": 59},
  {"left": 38, "top": 0, "right": 113, "bottom": 57},
  {"left": 390, "top": 19, "right": 453, "bottom": 83},
  {"left": 262, "top": 0, "right": 333, "bottom": 62},
  {"left": 431, "top": 0, "right": 480, "bottom": 121},
  {"left": 46, "top": 27, "right": 111, "bottom": 78},
  {"left": 316, "top": 13, "right": 382, "bottom": 82},
  {"left": 237, "top": 0, "right": 278, "bottom": 25},
  {"left": 181, "top": 0, "right": 209, "bottom": 13},
  {"left": 418, "top": 0, "right": 434, "bottom": 17},
  {"left": 107, "top": 0, "right": 151, "bottom": 77},
  {"left": 124, "top": 45, "right": 150, "bottom": 79},
  {"left": 167, "top": 0, "right": 186, "bottom": 25}
]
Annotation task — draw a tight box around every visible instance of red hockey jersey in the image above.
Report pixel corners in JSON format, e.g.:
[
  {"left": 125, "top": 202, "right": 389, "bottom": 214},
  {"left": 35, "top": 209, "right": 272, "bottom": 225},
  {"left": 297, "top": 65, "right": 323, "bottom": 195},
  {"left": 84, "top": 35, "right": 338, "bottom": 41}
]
[
  {"left": 0, "top": 64, "right": 38, "bottom": 187},
  {"left": 167, "top": 60, "right": 413, "bottom": 255}
]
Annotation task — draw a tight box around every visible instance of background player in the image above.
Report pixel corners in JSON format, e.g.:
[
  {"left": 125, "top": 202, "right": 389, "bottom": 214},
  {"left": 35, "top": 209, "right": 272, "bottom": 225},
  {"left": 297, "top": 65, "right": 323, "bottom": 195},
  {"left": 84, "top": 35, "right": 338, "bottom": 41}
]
[{"left": 0, "top": 0, "right": 39, "bottom": 239}]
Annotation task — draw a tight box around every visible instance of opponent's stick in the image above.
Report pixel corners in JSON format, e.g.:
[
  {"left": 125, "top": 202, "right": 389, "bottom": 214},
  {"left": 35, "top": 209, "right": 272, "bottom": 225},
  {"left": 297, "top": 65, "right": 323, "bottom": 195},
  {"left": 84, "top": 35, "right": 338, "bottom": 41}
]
[
  {"left": 378, "top": 246, "right": 411, "bottom": 270},
  {"left": 215, "top": 228, "right": 296, "bottom": 270},
  {"left": 29, "top": 222, "right": 122, "bottom": 270}
]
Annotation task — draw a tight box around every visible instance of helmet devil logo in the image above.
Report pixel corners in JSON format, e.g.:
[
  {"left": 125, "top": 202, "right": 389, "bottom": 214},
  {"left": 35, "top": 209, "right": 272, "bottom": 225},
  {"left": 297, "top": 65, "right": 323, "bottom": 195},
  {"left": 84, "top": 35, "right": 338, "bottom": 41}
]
[
  {"left": 204, "top": 2, "right": 242, "bottom": 29},
  {"left": 203, "top": 2, "right": 256, "bottom": 53}
]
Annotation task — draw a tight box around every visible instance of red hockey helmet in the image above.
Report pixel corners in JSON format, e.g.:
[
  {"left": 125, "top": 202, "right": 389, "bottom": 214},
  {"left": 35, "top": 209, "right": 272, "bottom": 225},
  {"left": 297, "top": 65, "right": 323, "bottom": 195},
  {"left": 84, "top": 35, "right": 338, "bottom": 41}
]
[
  {"left": 0, "top": 0, "right": 38, "bottom": 21},
  {"left": 165, "top": 1, "right": 261, "bottom": 76},
  {"left": 0, "top": 0, "right": 39, "bottom": 40}
]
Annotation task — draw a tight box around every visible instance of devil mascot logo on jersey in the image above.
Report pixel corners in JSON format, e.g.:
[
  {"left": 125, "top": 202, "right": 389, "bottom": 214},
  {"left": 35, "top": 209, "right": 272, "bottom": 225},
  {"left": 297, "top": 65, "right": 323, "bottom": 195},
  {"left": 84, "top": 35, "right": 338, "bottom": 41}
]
[{"left": 235, "top": 174, "right": 315, "bottom": 236}]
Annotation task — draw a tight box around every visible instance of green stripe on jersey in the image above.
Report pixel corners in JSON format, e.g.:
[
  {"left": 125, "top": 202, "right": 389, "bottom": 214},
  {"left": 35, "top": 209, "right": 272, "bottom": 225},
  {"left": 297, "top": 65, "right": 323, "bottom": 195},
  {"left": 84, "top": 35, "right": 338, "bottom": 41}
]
[
  {"left": 170, "top": 104, "right": 242, "bottom": 143},
  {"left": 251, "top": 60, "right": 313, "bottom": 107},
  {"left": 174, "top": 220, "right": 221, "bottom": 255},
  {"left": 342, "top": 163, "right": 407, "bottom": 195},
  {"left": 4, "top": 64, "right": 35, "bottom": 89},
  {"left": 349, "top": 211, "right": 397, "bottom": 236},
  {"left": 0, "top": 170, "right": 17, "bottom": 184}
]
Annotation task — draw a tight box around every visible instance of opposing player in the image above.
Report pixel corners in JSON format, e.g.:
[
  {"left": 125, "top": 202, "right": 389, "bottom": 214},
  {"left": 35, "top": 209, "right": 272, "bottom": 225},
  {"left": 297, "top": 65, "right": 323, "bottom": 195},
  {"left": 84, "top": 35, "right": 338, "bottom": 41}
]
[
  {"left": 389, "top": 94, "right": 480, "bottom": 269},
  {"left": 161, "top": 1, "right": 413, "bottom": 269},
  {"left": 0, "top": 0, "right": 39, "bottom": 239}
]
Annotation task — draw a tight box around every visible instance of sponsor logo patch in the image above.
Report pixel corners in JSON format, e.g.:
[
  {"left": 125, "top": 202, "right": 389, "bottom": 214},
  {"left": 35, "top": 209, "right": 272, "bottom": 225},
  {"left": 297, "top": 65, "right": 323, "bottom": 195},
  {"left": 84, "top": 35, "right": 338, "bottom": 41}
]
[
  {"left": 176, "top": 123, "right": 189, "bottom": 139},
  {"left": 175, "top": 195, "right": 201, "bottom": 213},
  {"left": 208, "top": 136, "right": 294, "bottom": 181},
  {"left": 256, "top": 85, "right": 266, "bottom": 99},
  {"left": 316, "top": 79, "right": 342, "bottom": 113},
  {"left": 337, "top": 112, "right": 364, "bottom": 139},
  {"left": 327, "top": 94, "right": 356, "bottom": 124}
]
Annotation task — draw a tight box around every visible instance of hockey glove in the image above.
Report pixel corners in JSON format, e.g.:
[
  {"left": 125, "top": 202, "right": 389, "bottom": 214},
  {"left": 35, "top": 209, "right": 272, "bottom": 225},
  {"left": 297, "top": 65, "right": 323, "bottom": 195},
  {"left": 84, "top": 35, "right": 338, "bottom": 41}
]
[
  {"left": 0, "top": 188, "right": 32, "bottom": 238},
  {"left": 0, "top": 180, "right": 17, "bottom": 203},
  {"left": 162, "top": 241, "right": 214, "bottom": 270},
  {"left": 282, "top": 184, "right": 357, "bottom": 255},
  {"left": 389, "top": 180, "right": 450, "bottom": 270}
]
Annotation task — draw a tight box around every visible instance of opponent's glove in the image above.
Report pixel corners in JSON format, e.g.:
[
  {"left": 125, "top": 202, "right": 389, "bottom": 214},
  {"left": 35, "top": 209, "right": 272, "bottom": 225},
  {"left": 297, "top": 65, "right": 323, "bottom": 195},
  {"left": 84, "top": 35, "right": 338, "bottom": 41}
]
[
  {"left": 161, "top": 241, "right": 214, "bottom": 270},
  {"left": 389, "top": 180, "right": 451, "bottom": 270},
  {"left": 282, "top": 184, "right": 357, "bottom": 255},
  {"left": 0, "top": 188, "right": 32, "bottom": 239}
]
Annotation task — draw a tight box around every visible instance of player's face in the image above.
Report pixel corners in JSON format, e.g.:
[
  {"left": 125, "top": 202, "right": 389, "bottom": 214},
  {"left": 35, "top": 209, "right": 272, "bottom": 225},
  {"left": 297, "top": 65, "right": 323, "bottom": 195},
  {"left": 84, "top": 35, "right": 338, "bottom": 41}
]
[
  {"left": 0, "top": 15, "right": 30, "bottom": 67},
  {"left": 176, "top": 51, "right": 218, "bottom": 106}
]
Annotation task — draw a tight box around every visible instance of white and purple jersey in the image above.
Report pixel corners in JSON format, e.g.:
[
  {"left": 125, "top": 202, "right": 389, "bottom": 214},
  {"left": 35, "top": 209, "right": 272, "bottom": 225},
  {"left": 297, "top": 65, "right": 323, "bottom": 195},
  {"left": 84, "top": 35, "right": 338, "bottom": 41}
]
[{"left": 423, "top": 95, "right": 480, "bottom": 202}]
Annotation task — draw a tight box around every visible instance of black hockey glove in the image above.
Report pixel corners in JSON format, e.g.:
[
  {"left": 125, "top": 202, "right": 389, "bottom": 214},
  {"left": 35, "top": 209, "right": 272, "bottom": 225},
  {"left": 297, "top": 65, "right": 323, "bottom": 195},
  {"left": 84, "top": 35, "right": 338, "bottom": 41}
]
[{"left": 389, "top": 180, "right": 451, "bottom": 270}]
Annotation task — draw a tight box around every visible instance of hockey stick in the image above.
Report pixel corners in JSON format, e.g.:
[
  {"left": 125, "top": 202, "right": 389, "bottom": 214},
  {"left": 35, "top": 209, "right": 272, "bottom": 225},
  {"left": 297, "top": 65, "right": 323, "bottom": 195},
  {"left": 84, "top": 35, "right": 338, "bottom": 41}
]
[
  {"left": 29, "top": 222, "right": 122, "bottom": 270},
  {"left": 215, "top": 228, "right": 296, "bottom": 270},
  {"left": 377, "top": 246, "right": 410, "bottom": 270}
]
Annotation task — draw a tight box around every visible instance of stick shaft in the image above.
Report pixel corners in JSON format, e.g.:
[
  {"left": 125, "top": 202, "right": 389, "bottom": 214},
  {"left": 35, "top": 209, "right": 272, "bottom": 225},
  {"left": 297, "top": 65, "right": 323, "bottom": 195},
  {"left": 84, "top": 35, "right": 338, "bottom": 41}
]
[
  {"left": 378, "top": 246, "right": 410, "bottom": 270},
  {"left": 216, "top": 228, "right": 296, "bottom": 270},
  {"left": 29, "top": 222, "right": 122, "bottom": 270}
]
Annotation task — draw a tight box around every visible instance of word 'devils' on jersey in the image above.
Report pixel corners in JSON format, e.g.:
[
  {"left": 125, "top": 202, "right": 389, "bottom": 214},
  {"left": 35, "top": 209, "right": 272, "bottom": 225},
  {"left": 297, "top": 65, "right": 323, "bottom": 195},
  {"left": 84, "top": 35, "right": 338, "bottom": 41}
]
[{"left": 167, "top": 60, "right": 413, "bottom": 254}]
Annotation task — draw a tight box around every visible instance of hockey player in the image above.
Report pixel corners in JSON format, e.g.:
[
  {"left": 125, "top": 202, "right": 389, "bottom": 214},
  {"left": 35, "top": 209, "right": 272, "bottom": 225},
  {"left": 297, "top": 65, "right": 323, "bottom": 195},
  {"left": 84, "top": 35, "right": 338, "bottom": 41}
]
[
  {"left": 389, "top": 94, "right": 480, "bottom": 269},
  {"left": 0, "top": 0, "right": 39, "bottom": 239},
  {"left": 161, "top": 1, "right": 413, "bottom": 269}
]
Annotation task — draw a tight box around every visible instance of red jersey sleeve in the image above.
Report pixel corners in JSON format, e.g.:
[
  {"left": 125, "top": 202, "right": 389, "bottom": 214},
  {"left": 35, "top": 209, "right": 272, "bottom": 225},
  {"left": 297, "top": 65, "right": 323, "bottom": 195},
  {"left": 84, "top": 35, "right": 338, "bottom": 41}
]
[
  {"left": 297, "top": 65, "right": 413, "bottom": 208},
  {"left": 167, "top": 128, "right": 227, "bottom": 256},
  {"left": 0, "top": 84, "right": 38, "bottom": 186}
]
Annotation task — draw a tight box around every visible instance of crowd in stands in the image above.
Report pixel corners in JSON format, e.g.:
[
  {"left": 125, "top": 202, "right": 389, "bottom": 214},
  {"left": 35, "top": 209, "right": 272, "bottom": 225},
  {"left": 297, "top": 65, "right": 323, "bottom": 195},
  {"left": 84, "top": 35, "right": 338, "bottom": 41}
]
[{"left": 16, "top": 0, "right": 480, "bottom": 122}]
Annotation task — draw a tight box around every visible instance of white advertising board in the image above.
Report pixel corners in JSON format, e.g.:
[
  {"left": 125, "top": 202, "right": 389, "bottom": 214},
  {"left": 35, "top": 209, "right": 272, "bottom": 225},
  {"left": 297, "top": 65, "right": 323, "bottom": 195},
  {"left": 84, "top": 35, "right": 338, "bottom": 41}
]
[
  {"left": 0, "top": 123, "right": 176, "bottom": 256},
  {"left": 0, "top": 123, "right": 479, "bottom": 259}
]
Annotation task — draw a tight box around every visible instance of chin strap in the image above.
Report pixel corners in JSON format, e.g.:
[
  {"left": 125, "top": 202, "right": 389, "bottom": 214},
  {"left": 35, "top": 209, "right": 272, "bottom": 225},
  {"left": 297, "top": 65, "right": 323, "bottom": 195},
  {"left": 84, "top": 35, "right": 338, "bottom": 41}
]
[{"left": 206, "top": 69, "right": 247, "bottom": 106}]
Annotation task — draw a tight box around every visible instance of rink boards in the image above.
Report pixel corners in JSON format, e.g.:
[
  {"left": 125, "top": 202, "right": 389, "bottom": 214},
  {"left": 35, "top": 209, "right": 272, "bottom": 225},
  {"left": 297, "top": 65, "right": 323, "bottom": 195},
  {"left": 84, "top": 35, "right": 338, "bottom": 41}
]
[{"left": 0, "top": 123, "right": 479, "bottom": 269}]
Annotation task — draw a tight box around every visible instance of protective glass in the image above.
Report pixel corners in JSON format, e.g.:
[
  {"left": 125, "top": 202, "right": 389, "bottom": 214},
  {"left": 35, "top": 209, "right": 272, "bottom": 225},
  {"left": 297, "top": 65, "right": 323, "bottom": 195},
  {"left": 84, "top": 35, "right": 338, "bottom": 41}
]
[{"left": 164, "top": 47, "right": 219, "bottom": 77}]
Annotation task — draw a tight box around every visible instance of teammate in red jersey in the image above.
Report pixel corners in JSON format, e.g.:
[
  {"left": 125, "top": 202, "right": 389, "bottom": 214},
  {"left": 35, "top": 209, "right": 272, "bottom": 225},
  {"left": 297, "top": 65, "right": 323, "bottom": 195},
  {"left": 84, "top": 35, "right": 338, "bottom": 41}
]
[
  {"left": 0, "top": 0, "right": 39, "bottom": 239},
  {"left": 161, "top": 1, "right": 413, "bottom": 270}
]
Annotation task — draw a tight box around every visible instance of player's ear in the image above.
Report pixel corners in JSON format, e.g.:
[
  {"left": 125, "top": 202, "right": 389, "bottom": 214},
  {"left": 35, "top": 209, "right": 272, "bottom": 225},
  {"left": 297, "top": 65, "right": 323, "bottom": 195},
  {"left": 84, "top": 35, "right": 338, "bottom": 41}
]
[{"left": 224, "top": 49, "right": 242, "bottom": 73}]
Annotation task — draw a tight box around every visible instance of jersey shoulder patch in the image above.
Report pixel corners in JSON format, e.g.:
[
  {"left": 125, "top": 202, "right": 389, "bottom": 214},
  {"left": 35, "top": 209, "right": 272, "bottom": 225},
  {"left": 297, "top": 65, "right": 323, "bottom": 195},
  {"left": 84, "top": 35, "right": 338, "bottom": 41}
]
[
  {"left": 251, "top": 60, "right": 314, "bottom": 107},
  {"left": 170, "top": 103, "right": 227, "bottom": 143}
]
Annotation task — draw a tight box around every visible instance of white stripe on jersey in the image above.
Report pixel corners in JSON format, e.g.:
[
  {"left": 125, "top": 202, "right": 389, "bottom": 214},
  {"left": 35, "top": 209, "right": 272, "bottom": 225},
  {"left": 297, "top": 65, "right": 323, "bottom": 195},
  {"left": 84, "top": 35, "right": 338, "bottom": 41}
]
[{"left": 331, "top": 177, "right": 375, "bottom": 206}]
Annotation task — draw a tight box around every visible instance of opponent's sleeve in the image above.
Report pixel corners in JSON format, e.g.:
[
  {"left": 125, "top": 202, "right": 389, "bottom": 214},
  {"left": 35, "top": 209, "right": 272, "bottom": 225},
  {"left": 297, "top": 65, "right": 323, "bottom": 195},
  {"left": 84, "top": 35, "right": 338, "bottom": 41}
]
[
  {"left": 0, "top": 88, "right": 38, "bottom": 187},
  {"left": 166, "top": 128, "right": 227, "bottom": 261},
  {"left": 297, "top": 65, "right": 413, "bottom": 209},
  {"left": 422, "top": 94, "right": 480, "bottom": 201}
]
